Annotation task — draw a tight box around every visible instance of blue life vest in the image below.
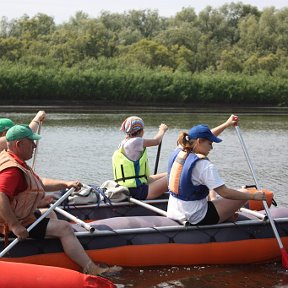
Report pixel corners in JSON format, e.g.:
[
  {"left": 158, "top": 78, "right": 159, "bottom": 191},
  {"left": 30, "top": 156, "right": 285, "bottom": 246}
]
[{"left": 168, "top": 148, "right": 209, "bottom": 201}]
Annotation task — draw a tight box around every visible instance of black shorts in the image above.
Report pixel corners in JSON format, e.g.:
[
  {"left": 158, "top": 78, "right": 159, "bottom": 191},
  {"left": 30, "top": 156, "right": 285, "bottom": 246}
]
[
  {"left": 129, "top": 184, "right": 149, "bottom": 200},
  {"left": 28, "top": 217, "right": 50, "bottom": 239},
  {"left": 196, "top": 201, "right": 220, "bottom": 225},
  {"left": 9, "top": 217, "right": 50, "bottom": 240}
]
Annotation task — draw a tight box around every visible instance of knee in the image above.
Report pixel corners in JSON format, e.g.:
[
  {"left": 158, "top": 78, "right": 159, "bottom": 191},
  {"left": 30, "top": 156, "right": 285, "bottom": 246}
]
[{"left": 55, "top": 220, "right": 74, "bottom": 235}]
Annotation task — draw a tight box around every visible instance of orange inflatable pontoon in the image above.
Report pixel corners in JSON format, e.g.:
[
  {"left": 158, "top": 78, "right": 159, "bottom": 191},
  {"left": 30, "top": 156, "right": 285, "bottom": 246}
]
[{"left": 0, "top": 260, "right": 115, "bottom": 288}]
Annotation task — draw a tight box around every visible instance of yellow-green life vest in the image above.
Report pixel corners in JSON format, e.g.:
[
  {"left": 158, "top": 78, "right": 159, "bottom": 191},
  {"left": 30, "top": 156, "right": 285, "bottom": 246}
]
[{"left": 112, "top": 147, "right": 150, "bottom": 188}]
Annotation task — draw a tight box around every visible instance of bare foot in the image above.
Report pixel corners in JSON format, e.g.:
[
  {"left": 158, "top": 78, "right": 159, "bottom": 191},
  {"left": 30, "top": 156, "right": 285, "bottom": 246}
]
[{"left": 83, "top": 261, "right": 122, "bottom": 276}]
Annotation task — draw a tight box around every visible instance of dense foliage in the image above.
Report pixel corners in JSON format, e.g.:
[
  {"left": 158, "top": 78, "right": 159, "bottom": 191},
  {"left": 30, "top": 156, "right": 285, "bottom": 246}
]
[{"left": 0, "top": 3, "right": 287, "bottom": 106}]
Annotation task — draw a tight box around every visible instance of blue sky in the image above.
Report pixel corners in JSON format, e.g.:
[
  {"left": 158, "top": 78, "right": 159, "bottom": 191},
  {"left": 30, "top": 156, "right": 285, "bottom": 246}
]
[{"left": 1, "top": 0, "right": 287, "bottom": 23}]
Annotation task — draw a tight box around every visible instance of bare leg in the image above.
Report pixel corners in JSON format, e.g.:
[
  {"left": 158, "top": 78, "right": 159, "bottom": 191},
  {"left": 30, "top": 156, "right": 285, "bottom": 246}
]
[
  {"left": 46, "top": 219, "right": 92, "bottom": 268},
  {"left": 39, "top": 208, "right": 57, "bottom": 219},
  {"left": 46, "top": 219, "right": 121, "bottom": 275},
  {"left": 148, "top": 172, "right": 167, "bottom": 183},
  {"left": 147, "top": 175, "right": 168, "bottom": 200},
  {"left": 208, "top": 190, "right": 217, "bottom": 201},
  {"left": 212, "top": 198, "right": 247, "bottom": 223}
]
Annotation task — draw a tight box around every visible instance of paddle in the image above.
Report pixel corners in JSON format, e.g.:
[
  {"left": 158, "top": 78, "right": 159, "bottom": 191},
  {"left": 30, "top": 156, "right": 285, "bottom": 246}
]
[
  {"left": 53, "top": 206, "right": 95, "bottom": 233},
  {"left": 128, "top": 196, "right": 167, "bottom": 217},
  {"left": 154, "top": 141, "right": 162, "bottom": 175},
  {"left": 239, "top": 207, "right": 267, "bottom": 221},
  {"left": 0, "top": 187, "right": 75, "bottom": 258},
  {"left": 128, "top": 196, "right": 186, "bottom": 225},
  {"left": 234, "top": 120, "right": 288, "bottom": 268},
  {"left": 31, "top": 121, "right": 42, "bottom": 171}
]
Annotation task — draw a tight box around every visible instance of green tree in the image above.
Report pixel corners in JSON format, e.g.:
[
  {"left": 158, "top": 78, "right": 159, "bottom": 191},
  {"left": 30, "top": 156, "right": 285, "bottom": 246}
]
[
  {"left": 173, "top": 7, "right": 198, "bottom": 24},
  {"left": 122, "top": 39, "right": 174, "bottom": 68},
  {"left": 126, "top": 9, "right": 165, "bottom": 38},
  {"left": 217, "top": 49, "right": 243, "bottom": 72},
  {"left": 8, "top": 13, "right": 55, "bottom": 39},
  {"left": 238, "top": 15, "right": 260, "bottom": 53},
  {"left": 243, "top": 54, "right": 260, "bottom": 75},
  {"left": 0, "top": 16, "right": 10, "bottom": 37},
  {"left": 275, "top": 8, "right": 288, "bottom": 52},
  {"left": 258, "top": 53, "right": 279, "bottom": 75},
  {"left": 258, "top": 8, "right": 278, "bottom": 53},
  {"left": 0, "top": 37, "right": 24, "bottom": 60},
  {"left": 219, "top": 2, "right": 260, "bottom": 45}
]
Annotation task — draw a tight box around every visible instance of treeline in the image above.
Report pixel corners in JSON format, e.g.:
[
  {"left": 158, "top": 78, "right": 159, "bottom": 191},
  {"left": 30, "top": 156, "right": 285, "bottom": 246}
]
[{"left": 0, "top": 3, "right": 287, "bottom": 106}]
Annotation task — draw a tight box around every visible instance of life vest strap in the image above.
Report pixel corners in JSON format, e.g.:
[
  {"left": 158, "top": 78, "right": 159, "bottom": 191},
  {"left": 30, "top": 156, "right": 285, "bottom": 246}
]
[
  {"left": 0, "top": 224, "right": 10, "bottom": 248},
  {"left": 115, "top": 174, "right": 148, "bottom": 183}
]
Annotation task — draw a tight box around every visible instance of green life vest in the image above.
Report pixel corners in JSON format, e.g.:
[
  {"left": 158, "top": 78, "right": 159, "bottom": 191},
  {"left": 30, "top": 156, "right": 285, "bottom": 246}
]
[{"left": 112, "top": 147, "right": 150, "bottom": 188}]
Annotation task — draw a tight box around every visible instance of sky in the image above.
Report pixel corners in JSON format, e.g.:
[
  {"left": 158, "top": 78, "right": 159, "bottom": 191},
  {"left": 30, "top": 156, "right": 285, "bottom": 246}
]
[{"left": 1, "top": 0, "right": 287, "bottom": 24}]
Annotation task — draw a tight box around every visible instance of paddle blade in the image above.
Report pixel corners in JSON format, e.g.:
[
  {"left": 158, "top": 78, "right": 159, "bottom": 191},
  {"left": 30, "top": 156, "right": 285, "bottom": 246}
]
[{"left": 281, "top": 248, "right": 288, "bottom": 269}]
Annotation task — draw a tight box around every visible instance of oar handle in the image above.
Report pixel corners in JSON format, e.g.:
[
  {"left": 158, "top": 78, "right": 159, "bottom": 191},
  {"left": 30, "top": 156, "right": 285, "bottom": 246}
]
[
  {"left": 239, "top": 207, "right": 267, "bottom": 221},
  {"left": 232, "top": 115, "right": 239, "bottom": 126},
  {"left": 0, "top": 187, "right": 75, "bottom": 258},
  {"left": 129, "top": 196, "right": 167, "bottom": 217},
  {"left": 54, "top": 206, "right": 95, "bottom": 233},
  {"left": 128, "top": 196, "right": 186, "bottom": 225}
]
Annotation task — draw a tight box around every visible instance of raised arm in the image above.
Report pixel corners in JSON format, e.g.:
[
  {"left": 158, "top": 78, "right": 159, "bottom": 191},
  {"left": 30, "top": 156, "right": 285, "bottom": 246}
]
[
  {"left": 143, "top": 123, "right": 168, "bottom": 147},
  {"left": 29, "top": 111, "right": 46, "bottom": 133},
  {"left": 211, "top": 114, "right": 238, "bottom": 136}
]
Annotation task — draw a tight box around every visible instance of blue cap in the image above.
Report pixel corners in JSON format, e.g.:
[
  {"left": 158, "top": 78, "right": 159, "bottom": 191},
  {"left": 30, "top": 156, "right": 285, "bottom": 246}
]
[{"left": 188, "top": 124, "right": 222, "bottom": 143}]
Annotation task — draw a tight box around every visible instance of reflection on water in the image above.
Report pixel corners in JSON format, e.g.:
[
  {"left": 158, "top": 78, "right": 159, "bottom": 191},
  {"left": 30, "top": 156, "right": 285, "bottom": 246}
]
[
  {"left": 2, "top": 111, "right": 288, "bottom": 287},
  {"left": 113, "top": 264, "right": 288, "bottom": 288}
]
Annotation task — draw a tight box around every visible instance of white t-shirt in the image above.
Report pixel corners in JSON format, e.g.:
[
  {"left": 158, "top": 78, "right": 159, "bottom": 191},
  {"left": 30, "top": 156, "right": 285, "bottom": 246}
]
[
  {"left": 120, "top": 137, "right": 144, "bottom": 161},
  {"left": 167, "top": 158, "right": 224, "bottom": 224}
]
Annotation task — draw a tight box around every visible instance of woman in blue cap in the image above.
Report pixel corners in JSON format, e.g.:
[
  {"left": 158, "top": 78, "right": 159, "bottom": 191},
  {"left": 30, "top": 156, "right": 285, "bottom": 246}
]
[
  {"left": 167, "top": 117, "right": 267, "bottom": 225},
  {"left": 112, "top": 116, "right": 168, "bottom": 200}
]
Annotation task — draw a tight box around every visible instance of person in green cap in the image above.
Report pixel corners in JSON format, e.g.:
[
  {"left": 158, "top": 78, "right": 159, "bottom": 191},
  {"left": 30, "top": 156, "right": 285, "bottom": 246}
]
[
  {"left": 0, "top": 118, "right": 15, "bottom": 134},
  {"left": 0, "top": 124, "right": 121, "bottom": 277},
  {"left": 0, "top": 110, "right": 46, "bottom": 151}
]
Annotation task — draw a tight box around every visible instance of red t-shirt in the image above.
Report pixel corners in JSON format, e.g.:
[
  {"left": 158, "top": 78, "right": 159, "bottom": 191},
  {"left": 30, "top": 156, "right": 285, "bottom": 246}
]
[{"left": 0, "top": 152, "right": 29, "bottom": 199}]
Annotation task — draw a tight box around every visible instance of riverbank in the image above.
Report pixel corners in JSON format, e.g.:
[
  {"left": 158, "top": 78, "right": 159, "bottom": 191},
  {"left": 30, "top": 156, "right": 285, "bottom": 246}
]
[
  {"left": 1, "top": 105, "right": 288, "bottom": 114},
  {"left": 1, "top": 64, "right": 287, "bottom": 108}
]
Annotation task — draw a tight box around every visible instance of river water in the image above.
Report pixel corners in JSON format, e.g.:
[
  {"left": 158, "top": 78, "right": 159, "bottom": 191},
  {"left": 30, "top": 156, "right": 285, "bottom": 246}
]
[{"left": 2, "top": 110, "right": 288, "bottom": 287}]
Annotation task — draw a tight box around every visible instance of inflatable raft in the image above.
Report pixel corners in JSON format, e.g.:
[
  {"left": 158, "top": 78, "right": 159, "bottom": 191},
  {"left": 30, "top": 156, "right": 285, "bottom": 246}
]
[
  {"left": 0, "top": 260, "right": 116, "bottom": 288},
  {"left": 1, "top": 207, "right": 288, "bottom": 268},
  {"left": 57, "top": 195, "right": 169, "bottom": 220},
  {"left": 54, "top": 187, "right": 274, "bottom": 221}
]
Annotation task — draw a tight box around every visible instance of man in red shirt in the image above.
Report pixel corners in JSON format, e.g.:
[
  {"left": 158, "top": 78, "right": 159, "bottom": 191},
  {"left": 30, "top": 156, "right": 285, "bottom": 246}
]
[{"left": 0, "top": 124, "right": 120, "bottom": 276}]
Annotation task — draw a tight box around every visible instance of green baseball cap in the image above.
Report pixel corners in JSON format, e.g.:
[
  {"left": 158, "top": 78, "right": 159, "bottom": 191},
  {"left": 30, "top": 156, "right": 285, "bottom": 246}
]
[
  {"left": 0, "top": 118, "right": 15, "bottom": 133},
  {"left": 6, "top": 124, "right": 41, "bottom": 142}
]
